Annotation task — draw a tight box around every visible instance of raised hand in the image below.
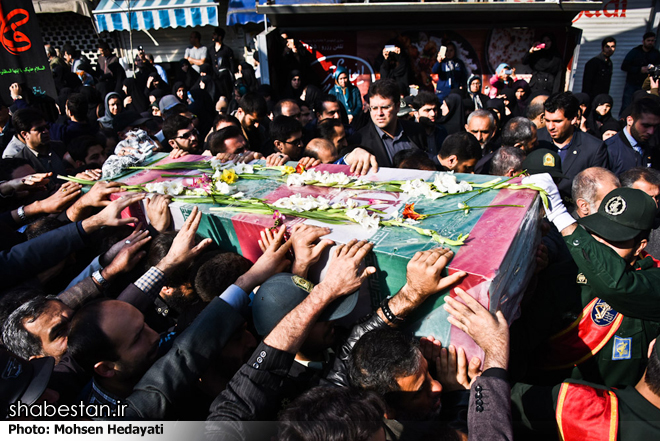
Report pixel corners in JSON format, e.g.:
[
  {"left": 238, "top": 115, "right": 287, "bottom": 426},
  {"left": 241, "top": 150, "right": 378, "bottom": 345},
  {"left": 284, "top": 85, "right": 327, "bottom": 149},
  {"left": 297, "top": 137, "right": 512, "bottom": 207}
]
[
  {"left": 156, "top": 206, "right": 212, "bottom": 272},
  {"left": 144, "top": 194, "right": 172, "bottom": 232},
  {"left": 444, "top": 287, "right": 509, "bottom": 371}
]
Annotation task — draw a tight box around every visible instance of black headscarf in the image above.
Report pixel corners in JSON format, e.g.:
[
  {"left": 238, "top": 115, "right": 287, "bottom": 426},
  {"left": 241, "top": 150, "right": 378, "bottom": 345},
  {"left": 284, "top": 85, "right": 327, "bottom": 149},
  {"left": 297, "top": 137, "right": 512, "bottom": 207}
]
[
  {"left": 586, "top": 94, "right": 614, "bottom": 138},
  {"left": 438, "top": 93, "right": 465, "bottom": 135},
  {"left": 172, "top": 81, "right": 188, "bottom": 103},
  {"left": 282, "top": 69, "right": 304, "bottom": 100},
  {"left": 600, "top": 119, "right": 623, "bottom": 139},
  {"left": 239, "top": 62, "right": 258, "bottom": 93},
  {"left": 513, "top": 79, "right": 531, "bottom": 109},
  {"left": 499, "top": 88, "right": 521, "bottom": 118},
  {"left": 302, "top": 84, "right": 322, "bottom": 110},
  {"left": 122, "top": 78, "right": 149, "bottom": 114},
  {"left": 175, "top": 58, "right": 200, "bottom": 90},
  {"left": 486, "top": 98, "right": 506, "bottom": 128}
]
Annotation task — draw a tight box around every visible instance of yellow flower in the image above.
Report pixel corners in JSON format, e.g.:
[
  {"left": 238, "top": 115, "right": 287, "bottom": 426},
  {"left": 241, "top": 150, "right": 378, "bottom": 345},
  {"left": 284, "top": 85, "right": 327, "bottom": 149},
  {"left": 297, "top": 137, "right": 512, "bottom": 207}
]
[
  {"left": 282, "top": 166, "right": 296, "bottom": 175},
  {"left": 221, "top": 169, "right": 238, "bottom": 184}
]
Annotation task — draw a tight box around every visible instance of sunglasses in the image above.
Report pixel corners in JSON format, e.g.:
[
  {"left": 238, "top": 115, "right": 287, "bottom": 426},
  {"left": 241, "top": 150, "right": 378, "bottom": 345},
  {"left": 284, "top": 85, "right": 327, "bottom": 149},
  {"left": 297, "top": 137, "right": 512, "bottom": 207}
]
[{"left": 176, "top": 128, "right": 199, "bottom": 140}]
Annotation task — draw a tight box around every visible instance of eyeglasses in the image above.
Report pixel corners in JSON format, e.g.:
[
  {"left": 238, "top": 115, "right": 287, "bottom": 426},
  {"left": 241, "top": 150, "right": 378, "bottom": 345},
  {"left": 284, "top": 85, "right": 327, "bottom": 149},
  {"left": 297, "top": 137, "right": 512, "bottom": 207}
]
[
  {"left": 283, "top": 137, "right": 303, "bottom": 146},
  {"left": 369, "top": 105, "right": 394, "bottom": 113},
  {"left": 176, "top": 128, "right": 198, "bottom": 140}
]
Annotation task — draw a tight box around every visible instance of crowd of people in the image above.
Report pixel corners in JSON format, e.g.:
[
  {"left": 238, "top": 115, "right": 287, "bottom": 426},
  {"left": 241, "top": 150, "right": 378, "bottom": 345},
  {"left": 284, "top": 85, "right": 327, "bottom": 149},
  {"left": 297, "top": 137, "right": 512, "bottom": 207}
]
[{"left": 2, "top": 25, "right": 660, "bottom": 440}]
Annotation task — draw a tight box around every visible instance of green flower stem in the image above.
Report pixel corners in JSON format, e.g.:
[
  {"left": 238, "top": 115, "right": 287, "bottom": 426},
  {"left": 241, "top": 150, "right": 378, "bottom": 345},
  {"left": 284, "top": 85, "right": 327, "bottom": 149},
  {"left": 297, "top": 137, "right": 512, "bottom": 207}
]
[
  {"left": 461, "top": 172, "right": 525, "bottom": 204},
  {"left": 380, "top": 219, "right": 468, "bottom": 246},
  {"left": 57, "top": 175, "right": 97, "bottom": 186},
  {"left": 420, "top": 204, "right": 524, "bottom": 218}
]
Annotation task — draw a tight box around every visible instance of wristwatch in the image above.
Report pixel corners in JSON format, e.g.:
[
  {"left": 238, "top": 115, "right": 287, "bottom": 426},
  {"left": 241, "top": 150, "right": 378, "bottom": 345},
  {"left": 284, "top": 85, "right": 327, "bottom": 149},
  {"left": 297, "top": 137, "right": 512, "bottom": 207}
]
[
  {"left": 380, "top": 296, "right": 404, "bottom": 325},
  {"left": 17, "top": 205, "right": 27, "bottom": 223},
  {"left": 92, "top": 270, "right": 108, "bottom": 288}
]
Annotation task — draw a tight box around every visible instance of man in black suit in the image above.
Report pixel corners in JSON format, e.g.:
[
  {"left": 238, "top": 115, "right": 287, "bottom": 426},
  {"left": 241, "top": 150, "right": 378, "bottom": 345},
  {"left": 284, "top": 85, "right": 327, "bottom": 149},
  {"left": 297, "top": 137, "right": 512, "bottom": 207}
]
[
  {"left": 345, "top": 79, "right": 427, "bottom": 168},
  {"left": 606, "top": 96, "right": 660, "bottom": 176},
  {"left": 537, "top": 92, "right": 609, "bottom": 197}
]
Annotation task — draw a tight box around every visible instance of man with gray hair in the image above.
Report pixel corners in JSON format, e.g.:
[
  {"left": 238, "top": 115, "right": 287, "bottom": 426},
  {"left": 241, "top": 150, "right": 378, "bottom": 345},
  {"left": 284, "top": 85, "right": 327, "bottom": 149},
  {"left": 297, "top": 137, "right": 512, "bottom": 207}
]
[
  {"left": 490, "top": 146, "right": 525, "bottom": 177},
  {"left": 476, "top": 116, "right": 535, "bottom": 174},
  {"left": 501, "top": 117, "right": 538, "bottom": 153},
  {"left": 525, "top": 93, "right": 549, "bottom": 129},
  {"left": 571, "top": 166, "right": 620, "bottom": 218},
  {"left": 465, "top": 109, "right": 497, "bottom": 152}
]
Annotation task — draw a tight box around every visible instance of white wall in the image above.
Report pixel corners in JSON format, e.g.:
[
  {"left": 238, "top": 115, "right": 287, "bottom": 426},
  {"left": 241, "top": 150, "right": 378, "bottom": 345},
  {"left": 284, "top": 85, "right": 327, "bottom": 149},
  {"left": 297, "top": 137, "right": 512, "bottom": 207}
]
[{"left": 572, "top": 0, "right": 658, "bottom": 116}]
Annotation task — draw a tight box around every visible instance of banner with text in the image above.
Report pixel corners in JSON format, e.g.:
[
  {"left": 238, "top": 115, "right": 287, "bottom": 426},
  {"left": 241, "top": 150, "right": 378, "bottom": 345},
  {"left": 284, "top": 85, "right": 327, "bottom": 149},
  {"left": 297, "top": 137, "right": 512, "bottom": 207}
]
[{"left": 0, "top": 0, "right": 56, "bottom": 104}]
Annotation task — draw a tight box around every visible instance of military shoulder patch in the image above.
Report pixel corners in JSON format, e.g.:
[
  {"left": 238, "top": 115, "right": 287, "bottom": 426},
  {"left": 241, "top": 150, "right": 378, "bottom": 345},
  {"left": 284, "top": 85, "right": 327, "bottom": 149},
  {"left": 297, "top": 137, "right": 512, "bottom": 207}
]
[
  {"left": 591, "top": 299, "right": 618, "bottom": 327},
  {"left": 292, "top": 275, "right": 314, "bottom": 293},
  {"left": 612, "top": 335, "right": 632, "bottom": 360}
]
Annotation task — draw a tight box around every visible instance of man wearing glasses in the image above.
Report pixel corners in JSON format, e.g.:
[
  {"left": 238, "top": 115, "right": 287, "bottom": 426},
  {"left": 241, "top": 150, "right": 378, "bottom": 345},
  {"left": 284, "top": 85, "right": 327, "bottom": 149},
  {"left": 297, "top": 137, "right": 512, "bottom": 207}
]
[
  {"left": 271, "top": 115, "right": 305, "bottom": 161},
  {"left": 347, "top": 79, "right": 427, "bottom": 168},
  {"left": 163, "top": 115, "right": 201, "bottom": 157},
  {"left": 3, "top": 108, "right": 67, "bottom": 182}
]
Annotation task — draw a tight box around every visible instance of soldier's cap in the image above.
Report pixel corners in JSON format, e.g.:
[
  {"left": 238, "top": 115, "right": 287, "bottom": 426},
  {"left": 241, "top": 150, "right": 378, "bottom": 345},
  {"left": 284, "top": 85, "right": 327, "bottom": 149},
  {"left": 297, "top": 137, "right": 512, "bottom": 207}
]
[
  {"left": 0, "top": 347, "right": 54, "bottom": 418},
  {"left": 252, "top": 273, "right": 359, "bottom": 337},
  {"left": 522, "top": 148, "right": 567, "bottom": 179},
  {"left": 578, "top": 187, "right": 656, "bottom": 242}
]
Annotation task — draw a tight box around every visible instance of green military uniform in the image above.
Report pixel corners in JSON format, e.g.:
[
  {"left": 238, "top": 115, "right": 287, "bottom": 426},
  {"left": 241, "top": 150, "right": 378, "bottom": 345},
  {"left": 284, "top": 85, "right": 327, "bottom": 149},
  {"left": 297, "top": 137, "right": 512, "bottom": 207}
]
[
  {"left": 512, "top": 378, "right": 660, "bottom": 439},
  {"left": 562, "top": 226, "right": 660, "bottom": 387}
]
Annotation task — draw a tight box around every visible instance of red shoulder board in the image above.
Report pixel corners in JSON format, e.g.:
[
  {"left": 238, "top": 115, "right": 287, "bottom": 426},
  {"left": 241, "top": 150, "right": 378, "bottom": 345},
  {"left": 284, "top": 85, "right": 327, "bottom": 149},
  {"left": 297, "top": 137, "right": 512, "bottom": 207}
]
[
  {"left": 556, "top": 382, "right": 618, "bottom": 441},
  {"left": 639, "top": 251, "right": 660, "bottom": 269}
]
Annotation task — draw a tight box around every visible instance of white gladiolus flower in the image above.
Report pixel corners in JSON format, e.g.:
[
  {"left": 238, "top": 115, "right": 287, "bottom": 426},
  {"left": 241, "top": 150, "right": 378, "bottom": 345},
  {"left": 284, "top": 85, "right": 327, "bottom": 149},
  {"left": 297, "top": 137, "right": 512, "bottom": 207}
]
[
  {"left": 316, "top": 197, "right": 330, "bottom": 210},
  {"left": 209, "top": 158, "right": 222, "bottom": 170},
  {"left": 212, "top": 169, "right": 222, "bottom": 180},
  {"left": 231, "top": 192, "right": 245, "bottom": 199},
  {"left": 215, "top": 182, "right": 231, "bottom": 194},
  {"left": 233, "top": 163, "right": 254, "bottom": 174},
  {"left": 346, "top": 199, "right": 358, "bottom": 209},
  {"left": 401, "top": 179, "right": 435, "bottom": 198},
  {"left": 286, "top": 174, "right": 306, "bottom": 187},
  {"left": 145, "top": 181, "right": 169, "bottom": 194},
  {"left": 346, "top": 208, "right": 380, "bottom": 230},
  {"left": 273, "top": 198, "right": 294, "bottom": 210},
  {"left": 191, "top": 187, "right": 209, "bottom": 196},
  {"left": 167, "top": 182, "right": 184, "bottom": 196},
  {"left": 432, "top": 173, "right": 472, "bottom": 194},
  {"left": 458, "top": 180, "right": 472, "bottom": 192}
]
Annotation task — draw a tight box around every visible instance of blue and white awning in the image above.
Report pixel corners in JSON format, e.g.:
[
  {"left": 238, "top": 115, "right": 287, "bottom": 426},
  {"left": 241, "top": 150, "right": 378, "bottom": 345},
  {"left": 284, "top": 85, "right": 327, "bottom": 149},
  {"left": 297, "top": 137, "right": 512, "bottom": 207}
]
[{"left": 93, "top": 0, "right": 219, "bottom": 33}]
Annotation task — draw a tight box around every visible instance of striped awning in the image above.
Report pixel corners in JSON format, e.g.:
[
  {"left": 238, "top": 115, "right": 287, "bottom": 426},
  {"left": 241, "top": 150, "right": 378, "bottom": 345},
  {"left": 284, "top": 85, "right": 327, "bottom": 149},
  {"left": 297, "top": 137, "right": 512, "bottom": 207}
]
[{"left": 93, "top": 0, "right": 218, "bottom": 33}]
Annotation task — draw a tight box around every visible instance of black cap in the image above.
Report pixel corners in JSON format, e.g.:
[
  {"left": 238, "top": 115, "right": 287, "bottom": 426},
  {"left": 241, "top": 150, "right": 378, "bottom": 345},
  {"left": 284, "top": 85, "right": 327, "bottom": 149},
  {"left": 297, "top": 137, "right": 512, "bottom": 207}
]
[
  {"left": 113, "top": 110, "right": 151, "bottom": 132},
  {"left": 0, "top": 347, "right": 54, "bottom": 418},
  {"left": 578, "top": 187, "right": 657, "bottom": 242},
  {"left": 252, "top": 273, "right": 359, "bottom": 337},
  {"left": 522, "top": 148, "right": 567, "bottom": 179}
]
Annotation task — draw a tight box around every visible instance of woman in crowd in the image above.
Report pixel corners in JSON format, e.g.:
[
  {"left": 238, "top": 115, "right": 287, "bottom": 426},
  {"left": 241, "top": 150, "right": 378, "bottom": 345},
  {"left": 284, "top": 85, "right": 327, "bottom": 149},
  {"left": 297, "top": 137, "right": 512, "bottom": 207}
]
[
  {"left": 523, "top": 33, "right": 564, "bottom": 94},
  {"left": 586, "top": 94, "right": 615, "bottom": 138},
  {"left": 329, "top": 66, "right": 363, "bottom": 123}
]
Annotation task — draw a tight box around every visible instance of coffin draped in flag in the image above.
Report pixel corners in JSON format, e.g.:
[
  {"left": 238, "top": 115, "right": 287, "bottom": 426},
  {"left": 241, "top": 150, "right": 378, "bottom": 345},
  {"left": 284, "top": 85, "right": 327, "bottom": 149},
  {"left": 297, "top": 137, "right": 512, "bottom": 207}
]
[
  {"left": 113, "top": 156, "right": 542, "bottom": 365},
  {"left": 93, "top": 0, "right": 218, "bottom": 33}
]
